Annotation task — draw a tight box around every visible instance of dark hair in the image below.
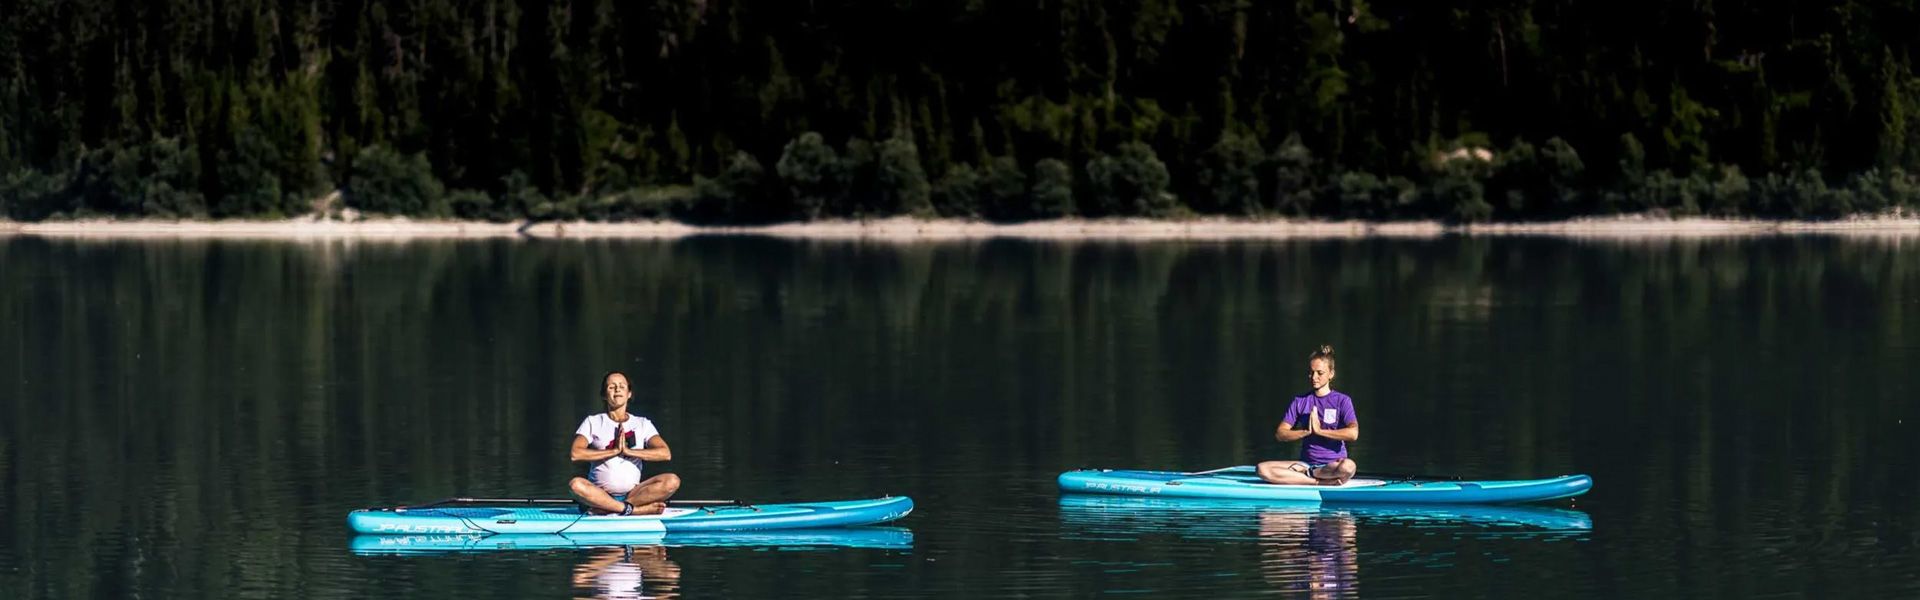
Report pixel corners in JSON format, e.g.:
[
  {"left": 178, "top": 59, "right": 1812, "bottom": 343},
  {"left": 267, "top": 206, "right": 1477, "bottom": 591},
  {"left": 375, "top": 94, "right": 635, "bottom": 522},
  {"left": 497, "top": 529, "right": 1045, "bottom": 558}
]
[
  {"left": 600, "top": 371, "right": 629, "bottom": 396},
  {"left": 1309, "top": 345, "right": 1336, "bottom": 371}
]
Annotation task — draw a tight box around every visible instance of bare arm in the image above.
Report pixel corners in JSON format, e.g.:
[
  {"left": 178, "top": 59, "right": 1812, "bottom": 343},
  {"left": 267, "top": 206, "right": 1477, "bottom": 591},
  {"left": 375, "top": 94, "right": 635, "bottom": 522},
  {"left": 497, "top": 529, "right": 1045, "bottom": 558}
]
[
  {"left": 1307, "top": 415, "right": 1360, "bottom": 442},
  {"left": 622, "top": 435, "right": 672, "bottom": 462},
  {"left": 1276, "top": 421, "right": 1311, "bottom": 443},
  {"left": 1316, "top": 423, "right": 1360, "bottom": 442},
  {"left": 571, "top": 434, "right": 622, "bottom": 463}
]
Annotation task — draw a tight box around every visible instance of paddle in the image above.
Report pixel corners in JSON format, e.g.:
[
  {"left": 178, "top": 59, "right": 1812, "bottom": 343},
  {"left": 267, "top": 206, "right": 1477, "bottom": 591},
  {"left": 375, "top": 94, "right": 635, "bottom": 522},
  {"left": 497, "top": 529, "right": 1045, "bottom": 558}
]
[
  {"left": 1361, "top": 473, "right": 1462, "bottom": 482},
  {"left": 410, "top": 497, "right": 749, "bottom": 508},
  {"left": 1183, "top": 466, "right": 1258, "bottom": 476},
  {"left": 1178, "top": 467, "right": 1463, "bottom": 481}
]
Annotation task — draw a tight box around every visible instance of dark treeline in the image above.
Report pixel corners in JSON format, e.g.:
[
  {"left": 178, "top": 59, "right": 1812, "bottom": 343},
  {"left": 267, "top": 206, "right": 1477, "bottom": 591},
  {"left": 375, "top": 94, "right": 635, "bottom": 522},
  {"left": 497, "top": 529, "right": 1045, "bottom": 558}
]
[{"left": 5, "top": 1, "right": 1920, "bottom": 223}]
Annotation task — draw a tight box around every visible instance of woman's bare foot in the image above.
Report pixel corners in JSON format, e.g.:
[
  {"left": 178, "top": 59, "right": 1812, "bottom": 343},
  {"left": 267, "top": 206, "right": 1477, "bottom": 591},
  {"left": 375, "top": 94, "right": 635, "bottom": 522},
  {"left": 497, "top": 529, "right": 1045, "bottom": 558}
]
[
  {"left": 626, "top": 502, "right": 667, "bottom": 515},
  {"left": 1312, "top": 459, "right": 1357, "bottom": 486}
]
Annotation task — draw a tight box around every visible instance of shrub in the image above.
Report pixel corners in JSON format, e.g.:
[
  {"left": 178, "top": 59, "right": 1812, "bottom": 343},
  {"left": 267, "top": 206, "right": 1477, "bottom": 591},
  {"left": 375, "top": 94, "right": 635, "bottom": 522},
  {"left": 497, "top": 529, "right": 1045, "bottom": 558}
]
[
  {"left": 683, "top": 151, "right": 771, "bottom": 223},
  {"left": 347, "top": 145, "right": 446, "bottom": 216},
  {"left": 1491, "top": 139, "right": 1542, "bottom": 217},
  {"left": 1707, "top": 165, "right": 1750, "bottom": 216},
  {"left": 447, "top": 189, "right": 496, "bottom": 221},
  {"left": 933, "top": 164, "right": 981, "bottom": 218},
  {"left": 875, "top": 134, "right": 932, "bottom": 216},
  {"left": 217, "top": 127, "right": 286, "bottom": 217},
  {"left": 1198, "top": 130, "right": 1263, "bottom": 215},
  {"left": 978, "top": 156, "right": 1029, "bottom": 220},
  {"left": 1030, "top": 158, "right": 1075, "bottom": 218},
  {"left": 0, "top": 168, "right": 71, "bottom": 220},
  {"left": 1084, "top": 141, "right": 1173, "bottom": 217},
  {"left": 500, "top": 171, "right": 547, "bottom": 220},
  {"left": 1336, "top": 171, "right": 1386, "bottom": 218},
  {"left": 1270, "top": 133, "right": 1315, "bottom": 216},
  {"left": 776, "top": 132, "right": 842, "bottom": 219},
  {"left": 1542, "top": 137, "right": 1586, "bottom": 213},
  {"left": 88, "top": 138, "right": 207, "bottom": 218},
  {"left": 1433, "top": 163, "right": 1491, "bottom": 222}
]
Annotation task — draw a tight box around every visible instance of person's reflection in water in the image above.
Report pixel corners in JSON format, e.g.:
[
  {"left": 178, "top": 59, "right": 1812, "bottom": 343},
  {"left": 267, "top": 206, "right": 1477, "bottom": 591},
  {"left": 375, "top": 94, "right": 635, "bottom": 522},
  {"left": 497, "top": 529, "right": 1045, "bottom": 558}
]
[
  {"left": 571, "top": 545, "right": 682, "bottom": 600},
  {"left": 1258, "top": 509, "right": 1359, "bottom": 598}
]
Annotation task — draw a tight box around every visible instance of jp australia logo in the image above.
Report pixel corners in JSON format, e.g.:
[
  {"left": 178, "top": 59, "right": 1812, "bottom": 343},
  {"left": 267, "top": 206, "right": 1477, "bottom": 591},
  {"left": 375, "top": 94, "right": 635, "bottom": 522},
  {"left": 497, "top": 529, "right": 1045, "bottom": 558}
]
[
  {"left": 1322, "top": 408, "right": 1338, "bottom": 424},
  {"left": 1084, "top": 482, "right": 1159, "bottom": 494}
]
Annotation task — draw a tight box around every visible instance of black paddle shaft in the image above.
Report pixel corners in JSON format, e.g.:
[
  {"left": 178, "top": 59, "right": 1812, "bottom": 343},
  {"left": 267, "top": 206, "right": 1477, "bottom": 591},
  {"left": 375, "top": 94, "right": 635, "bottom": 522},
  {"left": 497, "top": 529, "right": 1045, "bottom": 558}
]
[
  {"left": 1363, "top": 473, "right": 1464, "bottom": 481},
  {"left": 411, "top": 497, "right": 747, "bottom": 508}
]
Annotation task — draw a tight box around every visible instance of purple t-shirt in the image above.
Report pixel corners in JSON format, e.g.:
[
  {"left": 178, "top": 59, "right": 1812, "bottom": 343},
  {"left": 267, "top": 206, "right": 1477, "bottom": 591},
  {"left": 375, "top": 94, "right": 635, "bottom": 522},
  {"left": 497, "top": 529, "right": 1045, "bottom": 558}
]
[{"left": 1286, "top": 390, "right": 1358, "bottom": 464}]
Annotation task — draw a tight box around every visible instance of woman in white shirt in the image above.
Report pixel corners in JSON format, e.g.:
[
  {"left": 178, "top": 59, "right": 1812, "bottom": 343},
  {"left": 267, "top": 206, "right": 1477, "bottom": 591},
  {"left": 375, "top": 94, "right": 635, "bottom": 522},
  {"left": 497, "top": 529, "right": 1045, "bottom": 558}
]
[{"left": 567, "top": 371, "right": 681, "bottom": 515}]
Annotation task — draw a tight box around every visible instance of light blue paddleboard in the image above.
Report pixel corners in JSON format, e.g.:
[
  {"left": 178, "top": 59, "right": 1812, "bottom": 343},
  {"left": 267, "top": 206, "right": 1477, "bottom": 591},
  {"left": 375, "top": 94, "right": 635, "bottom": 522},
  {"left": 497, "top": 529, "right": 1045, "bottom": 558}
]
[
  {"left": 1059, "top": 467, "right": 1591, "bottom": 504},
  {"left": 1059, "top": 494, "right": 1592, "bottom": 531},
  {"left": 348, "top": 496, "right": 914, "bottom": 535},
  {"left": 349, "top": 526, "right": 915, "bottom": 554}
]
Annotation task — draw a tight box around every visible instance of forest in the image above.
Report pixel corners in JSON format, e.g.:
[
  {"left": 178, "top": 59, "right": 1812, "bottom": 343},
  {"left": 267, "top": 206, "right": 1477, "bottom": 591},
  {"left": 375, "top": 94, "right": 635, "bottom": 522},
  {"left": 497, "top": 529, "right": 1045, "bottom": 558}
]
[{"left": 4, "top": 0, "right": 1919, "bottom": 223}]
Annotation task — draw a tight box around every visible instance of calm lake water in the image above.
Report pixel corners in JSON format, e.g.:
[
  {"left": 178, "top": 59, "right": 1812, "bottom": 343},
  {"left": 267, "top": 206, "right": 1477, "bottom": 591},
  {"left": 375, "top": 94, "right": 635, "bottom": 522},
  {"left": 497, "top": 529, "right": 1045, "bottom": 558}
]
[{"left": 3, "top": 234, "right": 1917, "bottom": 598}]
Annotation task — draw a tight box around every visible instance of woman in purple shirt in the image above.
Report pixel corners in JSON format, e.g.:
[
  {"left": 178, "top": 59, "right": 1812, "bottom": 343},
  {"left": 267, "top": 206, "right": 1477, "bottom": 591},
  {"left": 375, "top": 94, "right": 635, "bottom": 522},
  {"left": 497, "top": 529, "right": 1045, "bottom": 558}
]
[{"left": 1257, "top": 345, "right": 1360, "bottom": 485}]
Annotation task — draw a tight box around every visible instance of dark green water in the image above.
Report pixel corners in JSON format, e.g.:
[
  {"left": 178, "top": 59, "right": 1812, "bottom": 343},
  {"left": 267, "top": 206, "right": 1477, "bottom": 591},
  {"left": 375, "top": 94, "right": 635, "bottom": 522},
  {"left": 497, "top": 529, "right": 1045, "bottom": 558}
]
[{"left": 2, "top": 235, "right": 1917, "bottom": 598}]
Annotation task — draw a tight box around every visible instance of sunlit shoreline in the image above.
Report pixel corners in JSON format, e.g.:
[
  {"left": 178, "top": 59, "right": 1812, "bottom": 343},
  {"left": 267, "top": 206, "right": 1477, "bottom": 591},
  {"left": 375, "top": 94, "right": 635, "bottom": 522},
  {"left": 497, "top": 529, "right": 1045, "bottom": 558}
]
[{"left": 5, "top": 214, "right": 1920, "bottom": 241}]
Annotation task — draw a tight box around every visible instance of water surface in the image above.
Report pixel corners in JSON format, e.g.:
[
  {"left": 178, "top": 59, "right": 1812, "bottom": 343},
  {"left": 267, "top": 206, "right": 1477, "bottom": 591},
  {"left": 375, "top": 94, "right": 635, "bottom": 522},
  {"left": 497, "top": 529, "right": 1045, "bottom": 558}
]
[{"left": 2, "top": 235, "right": 1917, "bottom": 597}]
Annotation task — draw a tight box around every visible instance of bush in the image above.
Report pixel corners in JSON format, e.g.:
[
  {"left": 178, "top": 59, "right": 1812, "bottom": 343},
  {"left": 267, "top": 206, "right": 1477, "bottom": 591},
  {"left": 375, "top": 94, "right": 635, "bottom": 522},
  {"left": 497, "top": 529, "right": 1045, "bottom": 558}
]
[
  {"left": 1542, "top": 137, "right": 1586, "bottom": 213},
  {"left": 1334, "top": 172, "right": 1417, "bottom": 218},
  {"left": 217, "top": 127, "right": 286, "bottom": 217},
  {"left": 447, "top": 189, "right": 497, "bottom": 221},
  {"left": 115, "top": 138, "right": 207, "bottom": 218},
  {"left": 683, "top": 151, "right": 771, "bottom": 223},
  {"left": 841, "top": 138, "right": 876, "bottom": 215},
  {"left": 978, "top": 156, "right": 1029, "bottom": 220},
  {"left": 1084, "top": 141, "right": 1173, "bottom": 217},
  {"left": 1815, "top": 183, "right": 1856, "bottom": 218},
  {"left": 1785, "top": 169, "right": 1829, "bottom": 218},
  {"left": 347, "top": 145, "right": 446, "bottom": 216},
  {"left": 1844, "top": 169, "right": 1911, "bottom": 214},
  {"left": 1637, "top": 170, "right": 1703, "bottom": 215},
  {"left": 609, "top": 186, "right": 697, "bottom": 221},
  {"left": 1336, "top": 172, "right": 1385, "bottom": 218},
  {"left": 1606, "top": 133, "right": 1648, "bottom": 213},
  {"left": 1198, "top": 130, "right": 1263, "bottom": 215},
  {"left": 776, "top": 132, "right": 842, "bottom": 219},
  {"left": 1, "top": 168, "right": 71, "bottom": 220},
  {"left": 1491, "top": 139, "right": 1542, "bottom": 217},
  {"left": 501, "top": 171, "right": 548, "bottom": 220},
  {"left": 874, "top": 134, "right": 932, "bottom": 216},
  {"left": 932, "top": 164, "right": 981, "bottom": 218},
  {"left": 1434, "top": 164, "right": 1491, "bottom": 222},
  {"left": 532, "top": 195, "right": 581, "bottom": 221},
  {"left": 1270, "top": 133, "right": 1315, "bottom": 215},
  {"left": 1887, "top": 168, "right": 1920, "bottom": 209},
  {"left": 1030, "top": 158, "right": 1075, "bottom": 218},
  {"left": 84, "top": 137, "right": 207, "bottom": 218},
  {"left": 1749, "top": 171, "right": 1792, "bottom": 217},
  {"left": 1707, "top": 165, "right": 1750, "bottom": 216},
  {"left": 1429, "top": 138, "right": 1493, "bottom": 222}
]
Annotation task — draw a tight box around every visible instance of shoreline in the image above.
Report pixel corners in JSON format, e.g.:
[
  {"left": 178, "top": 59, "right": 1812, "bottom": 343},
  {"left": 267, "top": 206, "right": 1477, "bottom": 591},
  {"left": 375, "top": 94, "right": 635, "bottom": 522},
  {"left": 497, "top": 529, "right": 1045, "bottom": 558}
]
[{"left": 2, "top": 214, "right": 1919, "bottom": 241}]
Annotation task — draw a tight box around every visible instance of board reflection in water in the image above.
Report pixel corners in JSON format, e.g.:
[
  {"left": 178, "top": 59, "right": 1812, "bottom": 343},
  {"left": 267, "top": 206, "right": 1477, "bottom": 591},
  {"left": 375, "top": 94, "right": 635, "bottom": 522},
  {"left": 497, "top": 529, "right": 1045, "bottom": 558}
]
[
  {"left": 1259, "top": 508, "right": 1357, "bottom": 597},
  {"left": 572, "top": 546, "right": 679, "bottom": 600},
  {"left": 1059, "top": 495, "right": 1591, "bottom": 596}
]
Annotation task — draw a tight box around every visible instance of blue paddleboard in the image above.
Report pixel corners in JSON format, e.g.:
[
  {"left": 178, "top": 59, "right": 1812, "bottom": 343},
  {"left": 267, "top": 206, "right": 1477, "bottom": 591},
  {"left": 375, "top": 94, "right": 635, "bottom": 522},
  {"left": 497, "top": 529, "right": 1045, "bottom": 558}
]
[
  {"left": 1059, "top": 467, "right": 1591, "bottom": 504},
  {"left": 348, "top": 496, "right": 914, "bottom": 535}
]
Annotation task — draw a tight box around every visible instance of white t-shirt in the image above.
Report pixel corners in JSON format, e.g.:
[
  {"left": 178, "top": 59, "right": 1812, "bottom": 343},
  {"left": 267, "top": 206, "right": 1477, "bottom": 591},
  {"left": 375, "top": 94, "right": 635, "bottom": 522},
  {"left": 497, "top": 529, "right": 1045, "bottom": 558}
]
[{"left": 575, "top": 413, "right": 661, "bottom": 493}]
